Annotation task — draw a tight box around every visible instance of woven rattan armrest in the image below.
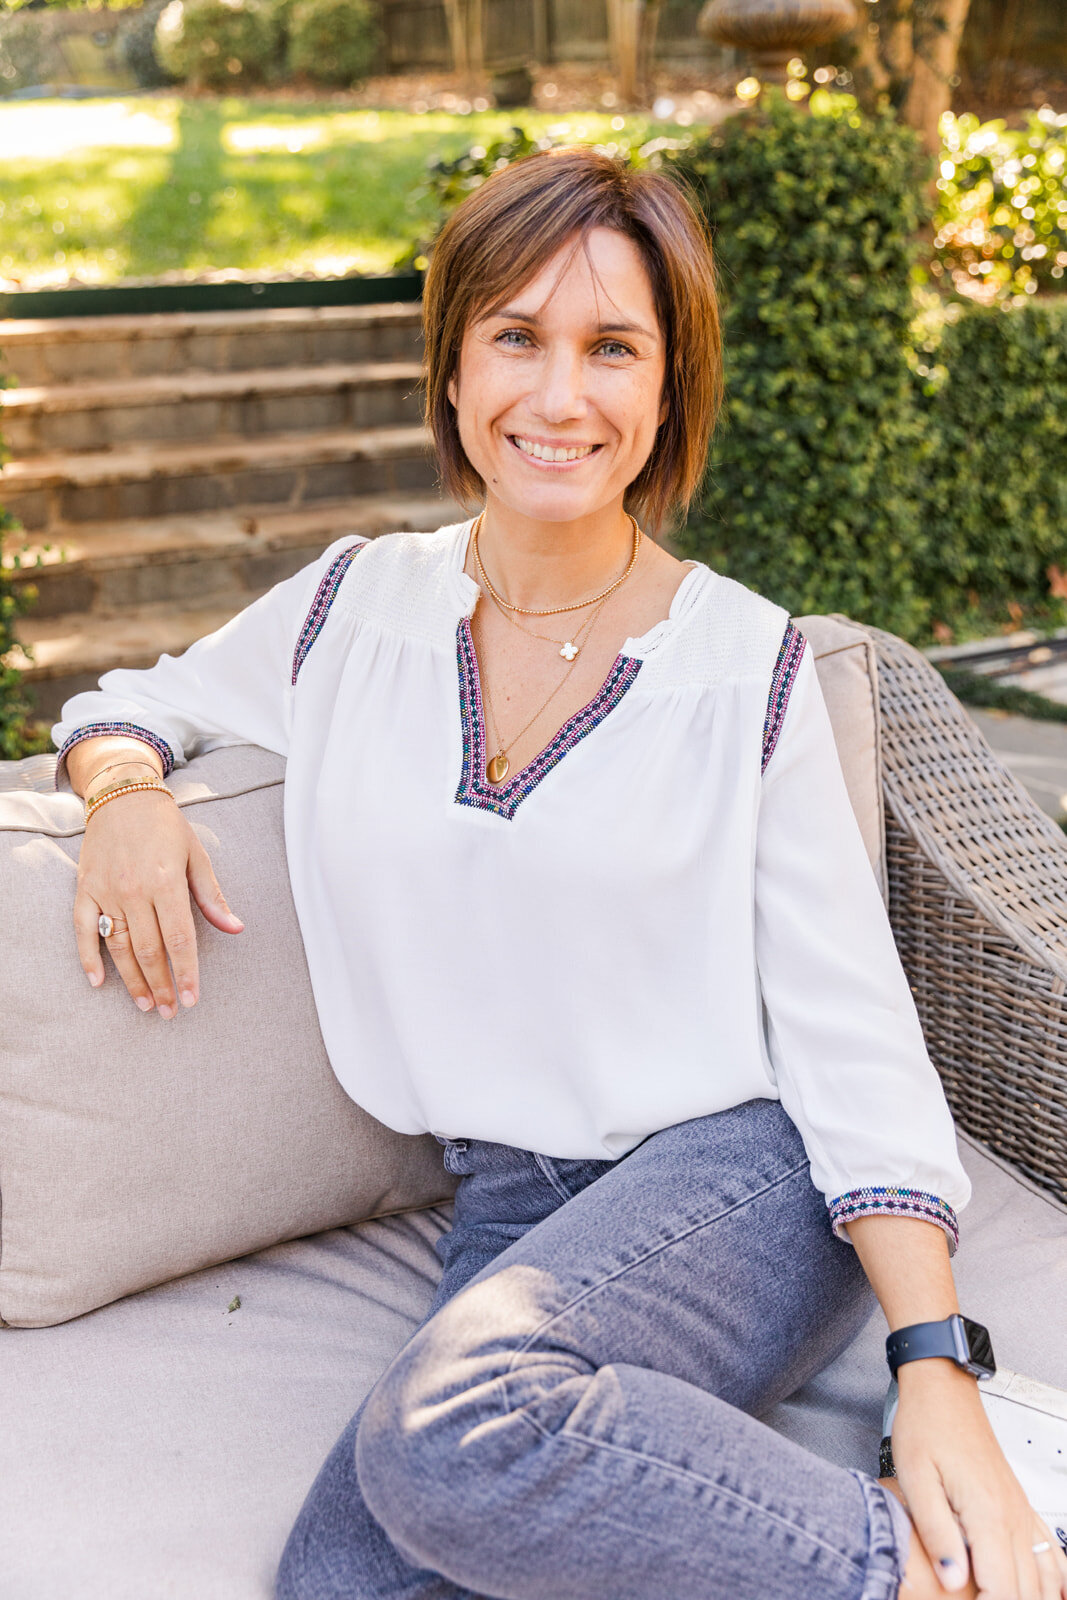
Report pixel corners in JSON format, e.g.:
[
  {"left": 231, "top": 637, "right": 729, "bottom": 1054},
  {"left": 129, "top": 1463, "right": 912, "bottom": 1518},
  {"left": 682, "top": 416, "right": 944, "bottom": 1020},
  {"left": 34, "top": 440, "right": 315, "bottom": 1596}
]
[{"left": 843, "top": 620, "right": 1067, "bottom": 1207}]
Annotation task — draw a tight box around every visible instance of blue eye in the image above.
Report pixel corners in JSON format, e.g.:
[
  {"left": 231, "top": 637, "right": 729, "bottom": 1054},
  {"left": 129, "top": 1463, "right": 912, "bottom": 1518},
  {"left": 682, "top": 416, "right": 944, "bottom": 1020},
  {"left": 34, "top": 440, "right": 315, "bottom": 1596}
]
[
  {"left": 598, "top": 340, "right": 634, "bottom": 359},
  {"left": 496, "top": 328, "right": 533, "bottom": 348}
]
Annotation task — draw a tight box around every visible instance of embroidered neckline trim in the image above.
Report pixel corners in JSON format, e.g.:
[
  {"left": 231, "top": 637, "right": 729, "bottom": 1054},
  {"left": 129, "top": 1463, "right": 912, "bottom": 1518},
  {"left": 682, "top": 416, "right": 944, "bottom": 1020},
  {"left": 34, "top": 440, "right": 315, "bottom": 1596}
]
[{"left": 454, "top": 617, "right": 643, "bottom": 821}]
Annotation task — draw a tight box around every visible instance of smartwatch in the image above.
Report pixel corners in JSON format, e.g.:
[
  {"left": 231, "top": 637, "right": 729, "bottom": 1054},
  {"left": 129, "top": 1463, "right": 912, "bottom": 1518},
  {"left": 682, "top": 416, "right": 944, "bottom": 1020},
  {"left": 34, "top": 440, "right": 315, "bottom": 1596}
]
[{"left": 885, "top": 1314, "right": 996, "bottom": 1380}]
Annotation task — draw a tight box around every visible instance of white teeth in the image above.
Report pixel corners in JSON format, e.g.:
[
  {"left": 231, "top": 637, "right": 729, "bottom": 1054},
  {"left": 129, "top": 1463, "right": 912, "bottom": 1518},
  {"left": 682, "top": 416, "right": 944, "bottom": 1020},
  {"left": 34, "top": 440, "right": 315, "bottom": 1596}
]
[{"left": 513, "top": 437, "right": 596, "bottom": 462}]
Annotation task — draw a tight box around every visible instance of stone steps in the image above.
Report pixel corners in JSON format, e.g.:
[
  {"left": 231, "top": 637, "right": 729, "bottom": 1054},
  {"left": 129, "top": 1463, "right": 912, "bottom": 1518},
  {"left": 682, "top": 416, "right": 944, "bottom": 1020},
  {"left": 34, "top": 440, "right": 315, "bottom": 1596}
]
[
  {"left": 0, "top": 361, "right": 425, "bottom": 455},
  {"left": 0, "top": 301, "right": 454, "bottom": 713},
  {"left": 0, "top": 303, "right": 423, "bottom": 385},
  {"left": 12, "top": 598, "right": 264, "bottom": 722},
  {"left": 0, "top": 422, "right": 436, "bottom": 532},
  {"left": 3, "top": 492, "right": 464, "bottom": 619},
  {"left": 12, "top": 493, "right": 467, "bottom": 721}
]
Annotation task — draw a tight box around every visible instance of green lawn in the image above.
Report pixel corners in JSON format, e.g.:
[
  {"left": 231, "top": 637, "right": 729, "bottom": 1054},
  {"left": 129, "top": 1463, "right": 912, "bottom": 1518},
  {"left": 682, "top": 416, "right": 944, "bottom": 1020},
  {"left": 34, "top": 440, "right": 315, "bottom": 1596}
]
[{"left": 0, "top": 98, "right": 655, "bottom": 287}]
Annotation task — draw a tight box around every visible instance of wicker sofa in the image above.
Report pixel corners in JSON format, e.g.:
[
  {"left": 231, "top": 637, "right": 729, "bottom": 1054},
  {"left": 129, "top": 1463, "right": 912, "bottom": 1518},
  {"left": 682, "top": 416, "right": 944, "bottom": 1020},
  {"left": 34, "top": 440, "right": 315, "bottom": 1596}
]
[{"left": 1, "top": 613, "right": 1065, "bottom": 1600}]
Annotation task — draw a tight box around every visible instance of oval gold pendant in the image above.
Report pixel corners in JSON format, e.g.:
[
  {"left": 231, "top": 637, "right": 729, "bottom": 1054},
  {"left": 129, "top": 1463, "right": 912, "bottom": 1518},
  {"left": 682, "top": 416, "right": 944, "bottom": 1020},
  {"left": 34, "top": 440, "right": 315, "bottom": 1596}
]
[{"left": 486, "top": 754, "right": 510, "bottom": 785}]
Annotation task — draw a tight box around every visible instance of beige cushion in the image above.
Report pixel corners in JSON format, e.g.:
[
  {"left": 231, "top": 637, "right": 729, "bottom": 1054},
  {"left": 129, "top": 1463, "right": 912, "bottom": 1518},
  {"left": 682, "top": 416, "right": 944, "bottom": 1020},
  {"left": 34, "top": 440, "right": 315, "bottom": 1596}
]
[
  {"left": 796, "top": 613, "right": 887, "bottom": 900},
  {"left": 0, "top": 745, "right": 454, "bottom": 1329},
  {"left": 0, "top": 1134, "right": 1063, "bottom": 1599}
]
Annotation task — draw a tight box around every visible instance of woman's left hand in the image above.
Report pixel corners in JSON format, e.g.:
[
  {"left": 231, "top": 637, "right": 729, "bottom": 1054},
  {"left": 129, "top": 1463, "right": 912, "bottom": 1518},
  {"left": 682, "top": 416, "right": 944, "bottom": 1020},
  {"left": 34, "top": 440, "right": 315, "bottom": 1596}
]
[{"left": 890, "top": 1360, "right": 1067, "bottom": 1599}]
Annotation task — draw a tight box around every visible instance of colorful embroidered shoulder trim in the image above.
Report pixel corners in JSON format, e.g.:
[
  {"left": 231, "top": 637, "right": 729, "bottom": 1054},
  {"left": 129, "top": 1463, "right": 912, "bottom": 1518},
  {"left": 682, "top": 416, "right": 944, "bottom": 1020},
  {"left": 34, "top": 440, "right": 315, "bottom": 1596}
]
[
  {"left": 56, "top": 722, "right": 175, "bottom": 787},
  {"left": 291, "top": 541, "right": 368, "bottom": 685},
  {"left": 828, "top": 1187, "right": 960, "bottom": 1257},
  {"left": 454, "top": 617, "right": 642, "bottom": 821},
  {"left": 762, "top": 620, "right": 806, "bottom": 774}
]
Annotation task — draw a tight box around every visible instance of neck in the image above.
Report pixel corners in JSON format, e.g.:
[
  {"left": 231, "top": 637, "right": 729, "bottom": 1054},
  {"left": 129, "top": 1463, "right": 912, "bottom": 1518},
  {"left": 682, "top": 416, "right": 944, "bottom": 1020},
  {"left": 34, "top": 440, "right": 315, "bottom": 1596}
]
[{"left": 474, "top": 496, "right": 636, "bottom": 610}]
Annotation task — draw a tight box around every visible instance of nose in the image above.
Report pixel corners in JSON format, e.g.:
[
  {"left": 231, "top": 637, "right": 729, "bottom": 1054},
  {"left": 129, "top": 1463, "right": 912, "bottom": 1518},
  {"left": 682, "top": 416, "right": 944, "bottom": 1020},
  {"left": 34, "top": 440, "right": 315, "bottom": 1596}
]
[{"left": 530, "top": 345, "right": 588, "bottom": 425}]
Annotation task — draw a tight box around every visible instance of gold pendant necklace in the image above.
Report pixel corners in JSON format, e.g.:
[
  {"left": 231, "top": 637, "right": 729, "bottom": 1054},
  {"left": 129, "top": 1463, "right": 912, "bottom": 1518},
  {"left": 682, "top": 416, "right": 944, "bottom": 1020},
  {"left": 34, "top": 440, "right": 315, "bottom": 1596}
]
[
  {"left": 480, "top": 579, "right": 587, "bottom": 661},
  {"left": 479, "top": 590, "right": 611, "bottom": 786},
  {"left": 469, "top": 510, "right": 646, "bottom": 786}
]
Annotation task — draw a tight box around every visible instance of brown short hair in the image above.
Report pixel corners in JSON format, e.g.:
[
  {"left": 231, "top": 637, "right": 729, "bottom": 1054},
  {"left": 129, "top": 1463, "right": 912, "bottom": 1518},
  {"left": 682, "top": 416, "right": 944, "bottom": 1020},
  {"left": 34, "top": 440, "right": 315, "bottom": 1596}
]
[{"left": 422, "top": 148, "right": 722, "bottom": 532}]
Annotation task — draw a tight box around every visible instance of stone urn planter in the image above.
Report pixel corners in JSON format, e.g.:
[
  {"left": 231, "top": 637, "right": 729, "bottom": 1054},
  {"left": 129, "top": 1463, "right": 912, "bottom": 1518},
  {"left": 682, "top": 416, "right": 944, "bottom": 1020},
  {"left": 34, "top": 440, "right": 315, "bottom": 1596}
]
[{"left": 698, "top": 0, "right": 856, "bottom": 81}]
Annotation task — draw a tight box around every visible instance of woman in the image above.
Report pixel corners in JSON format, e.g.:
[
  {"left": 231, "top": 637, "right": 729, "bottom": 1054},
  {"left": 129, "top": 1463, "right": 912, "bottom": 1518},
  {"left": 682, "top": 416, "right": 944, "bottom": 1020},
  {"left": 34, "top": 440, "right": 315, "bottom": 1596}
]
[{"left": 55, "top": 151, "right": 1066, "bottom": 1600}]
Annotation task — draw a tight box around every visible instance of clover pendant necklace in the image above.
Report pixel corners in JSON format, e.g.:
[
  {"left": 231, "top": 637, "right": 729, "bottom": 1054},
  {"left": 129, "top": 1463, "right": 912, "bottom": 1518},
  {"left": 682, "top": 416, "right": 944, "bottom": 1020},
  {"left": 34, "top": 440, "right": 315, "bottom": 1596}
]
[{"left": 480, "top": 593, "right": 609, "bottom": 786}]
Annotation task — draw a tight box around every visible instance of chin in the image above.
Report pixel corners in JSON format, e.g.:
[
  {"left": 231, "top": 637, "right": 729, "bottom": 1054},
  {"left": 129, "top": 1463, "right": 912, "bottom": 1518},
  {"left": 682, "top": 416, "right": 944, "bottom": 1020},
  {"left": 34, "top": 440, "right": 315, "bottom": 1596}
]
[{"left": 486, "top": 477, "right": 613, "bottom": 525}]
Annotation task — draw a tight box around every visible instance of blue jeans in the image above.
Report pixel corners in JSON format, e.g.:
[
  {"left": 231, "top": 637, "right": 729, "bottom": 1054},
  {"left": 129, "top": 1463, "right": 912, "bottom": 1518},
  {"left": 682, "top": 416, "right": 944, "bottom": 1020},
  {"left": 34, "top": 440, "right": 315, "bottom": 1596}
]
[{"left": 277, "top": 1100, "right": 912, "bottom": 1600}]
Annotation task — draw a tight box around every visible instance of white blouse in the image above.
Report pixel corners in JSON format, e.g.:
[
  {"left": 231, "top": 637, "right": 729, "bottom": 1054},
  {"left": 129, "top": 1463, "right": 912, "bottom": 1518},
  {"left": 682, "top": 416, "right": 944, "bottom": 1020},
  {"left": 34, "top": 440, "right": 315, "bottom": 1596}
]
[{"left": 54, "top": 520, "right": 971, "bottom": 1250}]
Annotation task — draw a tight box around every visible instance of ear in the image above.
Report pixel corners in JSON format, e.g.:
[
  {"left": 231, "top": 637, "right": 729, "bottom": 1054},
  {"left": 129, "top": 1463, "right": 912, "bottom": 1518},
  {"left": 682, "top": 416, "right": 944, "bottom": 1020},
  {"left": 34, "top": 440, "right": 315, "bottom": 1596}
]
[
  {"left": 658, "top": 391, "right": 669, "bottom": 428},
  {"left": 447, "top": 374, "right": 458, "bottom": 409}
]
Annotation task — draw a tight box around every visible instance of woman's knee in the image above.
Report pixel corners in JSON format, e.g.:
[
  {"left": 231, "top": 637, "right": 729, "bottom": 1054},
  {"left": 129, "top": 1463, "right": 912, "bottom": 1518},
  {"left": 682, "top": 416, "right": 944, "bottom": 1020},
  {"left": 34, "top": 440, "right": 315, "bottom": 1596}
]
[
  {"left": 354, "top": 1308, "right": 573, "bottom": 1578},
  {"left": 355, "top": 1330, "right": 500, "bottom": 1569}
]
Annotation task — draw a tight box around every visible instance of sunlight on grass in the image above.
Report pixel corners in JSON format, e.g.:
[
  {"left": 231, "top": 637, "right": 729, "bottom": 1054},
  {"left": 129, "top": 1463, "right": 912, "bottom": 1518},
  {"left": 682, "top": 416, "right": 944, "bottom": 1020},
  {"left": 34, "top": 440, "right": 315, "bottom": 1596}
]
[
  {"left": 0, "top": 98, "right": 179, "bottom": 159},
  {"left": 0, "top": 97, "right": 653, "bottom": 288}
]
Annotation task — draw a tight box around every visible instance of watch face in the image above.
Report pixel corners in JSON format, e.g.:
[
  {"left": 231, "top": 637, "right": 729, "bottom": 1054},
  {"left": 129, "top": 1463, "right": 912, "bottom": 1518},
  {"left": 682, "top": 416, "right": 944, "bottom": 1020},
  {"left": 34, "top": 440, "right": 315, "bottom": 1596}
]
[{"left": 961, "top": 1316, "right": 996, "bottom": 1375}]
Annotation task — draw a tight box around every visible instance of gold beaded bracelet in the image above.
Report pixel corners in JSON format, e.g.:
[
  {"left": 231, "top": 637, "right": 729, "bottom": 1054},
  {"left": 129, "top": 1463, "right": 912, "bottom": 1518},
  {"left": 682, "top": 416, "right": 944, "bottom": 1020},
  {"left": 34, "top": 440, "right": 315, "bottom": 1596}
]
[{"left": 85, "top": 778, "right": 175, "bottom": 823}]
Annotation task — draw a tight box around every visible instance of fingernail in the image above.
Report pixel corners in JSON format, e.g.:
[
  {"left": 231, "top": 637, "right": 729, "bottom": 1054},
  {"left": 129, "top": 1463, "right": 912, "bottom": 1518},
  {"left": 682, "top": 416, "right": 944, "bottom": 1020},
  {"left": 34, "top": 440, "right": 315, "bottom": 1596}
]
[
  {"left": 135, "top": 996, "right": 153, "bottom": 1012},
  {"left": 180, "top": 989, "right": 196, "bottom": 1008},
  {"left": 158, "top": 1003, "right": 176, "bottom": 1020},
  {"left": 88, "top": 971, "right": 102, "bottom": 988},
  {"left": 938, "top": 1558, "right": 967, "bottom": 1590}
]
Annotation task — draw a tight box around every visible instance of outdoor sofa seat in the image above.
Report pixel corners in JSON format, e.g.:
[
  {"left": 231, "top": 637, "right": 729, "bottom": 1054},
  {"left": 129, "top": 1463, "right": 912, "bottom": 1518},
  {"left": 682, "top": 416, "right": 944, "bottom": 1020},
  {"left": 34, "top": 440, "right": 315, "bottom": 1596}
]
[{"left": 1, "top": 613, "right": 1066, "bottom": 1600}]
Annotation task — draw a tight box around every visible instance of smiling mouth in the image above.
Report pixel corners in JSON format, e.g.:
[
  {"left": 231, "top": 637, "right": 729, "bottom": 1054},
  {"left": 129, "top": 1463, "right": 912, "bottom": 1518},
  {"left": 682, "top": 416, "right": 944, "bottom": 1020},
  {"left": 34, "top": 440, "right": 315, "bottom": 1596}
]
[{"left": 509, "top": 435, "right": 601, "bottom": 463}]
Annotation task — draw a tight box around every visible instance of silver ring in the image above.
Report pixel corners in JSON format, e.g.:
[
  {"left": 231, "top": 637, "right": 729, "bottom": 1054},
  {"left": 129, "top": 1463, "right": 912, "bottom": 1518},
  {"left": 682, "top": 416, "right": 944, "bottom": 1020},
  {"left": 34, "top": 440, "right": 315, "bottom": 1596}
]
[
  {"left": 1032, "top": 1541, "right": 1052, "bottom": 1555},
  {"left": 98, "top": 913, "right": 114, "bottom": 939}
]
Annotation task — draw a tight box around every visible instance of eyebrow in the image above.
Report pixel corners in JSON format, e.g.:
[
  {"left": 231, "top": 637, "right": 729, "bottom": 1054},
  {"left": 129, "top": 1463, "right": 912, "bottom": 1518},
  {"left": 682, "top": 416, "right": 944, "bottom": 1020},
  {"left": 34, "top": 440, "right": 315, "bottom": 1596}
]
[{"left": 482, "top": 308, "right": 657, "bottom": 341}]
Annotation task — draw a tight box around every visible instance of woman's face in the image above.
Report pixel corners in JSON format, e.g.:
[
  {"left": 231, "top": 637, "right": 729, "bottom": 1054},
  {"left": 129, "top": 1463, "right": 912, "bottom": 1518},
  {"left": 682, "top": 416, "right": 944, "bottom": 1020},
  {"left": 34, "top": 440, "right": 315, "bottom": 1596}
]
[{"left": 448, "top": 226, "right": 667, "bottom": 527}]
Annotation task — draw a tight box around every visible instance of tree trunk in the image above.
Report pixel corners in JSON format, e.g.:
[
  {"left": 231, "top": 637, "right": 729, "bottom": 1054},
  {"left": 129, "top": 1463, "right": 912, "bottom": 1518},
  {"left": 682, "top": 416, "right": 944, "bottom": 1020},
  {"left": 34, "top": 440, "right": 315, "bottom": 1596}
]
[
  {"left": 442, "top": 0, "right": 485, "bottom": 87},
  {"left": 442, "top": 0, "right": 468, "bottom": 79},
  {"left": 901, "top": 0, "right": 972, "bottom": 153},
  {"left": 607, "top": 0, "right": 644, "bottom": 105}
]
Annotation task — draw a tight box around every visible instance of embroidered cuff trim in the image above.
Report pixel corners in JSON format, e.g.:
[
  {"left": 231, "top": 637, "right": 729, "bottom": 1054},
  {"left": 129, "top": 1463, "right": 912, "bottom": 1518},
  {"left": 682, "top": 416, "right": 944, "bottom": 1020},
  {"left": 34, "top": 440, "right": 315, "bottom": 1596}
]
[
  {"left": 762, "top": 620, "right": 806, "bottom": 774},
  {"left": 291, "top": 541, "right": 367, "bottom": 684},
  {"left": 828, "top": 1187, "right": 959, "bottom": 1257},
  {"left": 55, "top": 722, "right": 175, "bottom": 788}
]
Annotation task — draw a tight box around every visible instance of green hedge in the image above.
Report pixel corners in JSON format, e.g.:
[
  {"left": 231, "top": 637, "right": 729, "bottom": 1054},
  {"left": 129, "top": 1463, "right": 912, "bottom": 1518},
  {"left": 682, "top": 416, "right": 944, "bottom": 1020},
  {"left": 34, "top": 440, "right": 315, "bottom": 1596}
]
[
  {"left": 153, "top": 0, "right": 379, "bottom": 88},
  {"left": 674, "top": 94, "right": 935, "bottom": 640},
  {"left": 918, "top": 298, "right": 1067, "bottom": 637},
  {"left": 155, "top": 0, "right": 284, "bottom": 89},
  {"left": 286, "top": 0, "right": 379, "bottom": 86}
]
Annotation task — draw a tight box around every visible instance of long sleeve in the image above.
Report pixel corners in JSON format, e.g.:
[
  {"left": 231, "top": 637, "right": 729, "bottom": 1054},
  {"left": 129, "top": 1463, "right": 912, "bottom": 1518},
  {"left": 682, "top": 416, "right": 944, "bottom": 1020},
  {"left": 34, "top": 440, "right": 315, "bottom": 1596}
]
[
  {"left": 755, "top": 634, "right": 971, "bottom": 1254},
  {"left": 51, "top": 536, "right": 366, "bottom": 789}
]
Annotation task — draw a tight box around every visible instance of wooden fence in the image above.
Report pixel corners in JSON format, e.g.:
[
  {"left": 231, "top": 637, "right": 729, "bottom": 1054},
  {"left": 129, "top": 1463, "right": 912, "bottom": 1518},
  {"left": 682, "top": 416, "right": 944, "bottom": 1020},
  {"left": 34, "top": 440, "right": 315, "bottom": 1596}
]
[{"left": 380, "top": 0, "right": 720, "bottom": 71}]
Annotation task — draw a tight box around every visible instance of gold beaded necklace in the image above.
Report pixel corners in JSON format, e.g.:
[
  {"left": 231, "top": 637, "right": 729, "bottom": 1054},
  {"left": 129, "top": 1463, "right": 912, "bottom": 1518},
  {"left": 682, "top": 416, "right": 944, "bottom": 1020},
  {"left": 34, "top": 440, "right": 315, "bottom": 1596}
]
[{"left": 471, "top": 511, "right": 642, "bottom": 664}]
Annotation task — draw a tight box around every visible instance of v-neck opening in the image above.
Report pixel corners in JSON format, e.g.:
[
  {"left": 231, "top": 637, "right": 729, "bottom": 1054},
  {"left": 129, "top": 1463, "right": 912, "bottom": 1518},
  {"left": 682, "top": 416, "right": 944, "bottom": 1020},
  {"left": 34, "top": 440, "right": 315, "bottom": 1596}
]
[
  {"left": 448, "top": 521, "right": 713, "bottom": 821},
  {"left": 454, "top": 617, "right": 643, "bottom": 821}
]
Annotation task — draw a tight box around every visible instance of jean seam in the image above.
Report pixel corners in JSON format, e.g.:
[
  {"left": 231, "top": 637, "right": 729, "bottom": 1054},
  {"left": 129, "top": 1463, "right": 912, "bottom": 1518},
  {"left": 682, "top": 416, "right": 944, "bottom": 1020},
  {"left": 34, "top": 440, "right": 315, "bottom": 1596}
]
[
  {"left": 503, "top": 1154, "right": 812, "bottom": 1379},
  {"left": 506, "top": 1401, "right": 868, "bottom": 1580},
  {"left": 531, "top": 1151, "right": 575, "bottom": 1203},
  {"left": 853, "top": 1471, "right": 909, "bottom": 1600}
]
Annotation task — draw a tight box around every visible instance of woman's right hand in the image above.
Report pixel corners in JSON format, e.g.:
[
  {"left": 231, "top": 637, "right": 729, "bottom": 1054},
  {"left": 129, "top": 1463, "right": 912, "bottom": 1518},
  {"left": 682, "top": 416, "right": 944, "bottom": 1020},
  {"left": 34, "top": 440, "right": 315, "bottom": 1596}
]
[{"left": 74, "top": 790, "right": 244, "bottom": 1017}]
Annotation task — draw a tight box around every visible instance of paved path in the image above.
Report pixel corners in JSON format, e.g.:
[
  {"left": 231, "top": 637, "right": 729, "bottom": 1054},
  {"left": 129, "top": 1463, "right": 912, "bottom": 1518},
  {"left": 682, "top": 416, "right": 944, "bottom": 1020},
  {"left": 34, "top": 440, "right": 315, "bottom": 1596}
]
[{"left": 968, "top": 708, "right": 1067, "bottom": 823}]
